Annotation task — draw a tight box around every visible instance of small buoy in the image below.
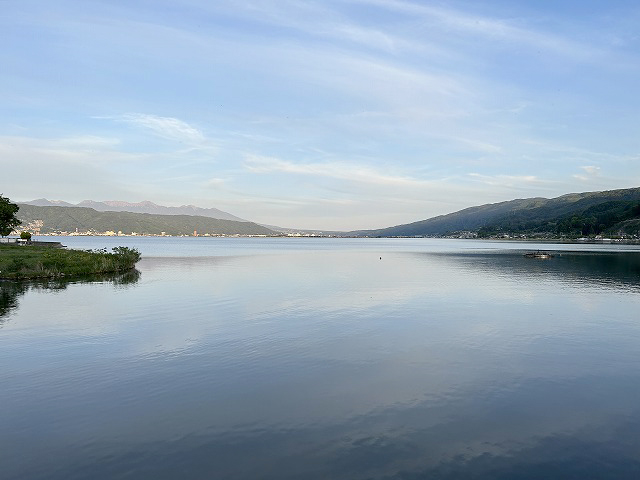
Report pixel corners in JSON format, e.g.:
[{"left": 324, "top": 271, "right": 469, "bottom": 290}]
[{"left": 379, "top": 257, "right": 382, "bottom": 260}]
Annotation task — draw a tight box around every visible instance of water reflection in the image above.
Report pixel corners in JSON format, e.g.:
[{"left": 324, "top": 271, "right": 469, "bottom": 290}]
[
  {"left": 427, "top": 250, "right": 640, "bottom": 292},
  {"left": 0, "top": 269, "right": 140, "bottom": 322},
  {"left": 2, "top": 243, "right": 640, "bottom": 479}
]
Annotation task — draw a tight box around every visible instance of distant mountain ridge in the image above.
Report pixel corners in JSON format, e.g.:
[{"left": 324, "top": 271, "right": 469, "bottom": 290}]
[
  {"left": 16, "top": 204, "right": 275, "bottom": 236},
  {"left": 24, "top": 199, "right": 246, "bottom": 222},
  {"left": 27, "top": 199, "right": 75, "bottom": 207},
  {"left": 352, "top": 187, "right": 640, "bottom": 237}
]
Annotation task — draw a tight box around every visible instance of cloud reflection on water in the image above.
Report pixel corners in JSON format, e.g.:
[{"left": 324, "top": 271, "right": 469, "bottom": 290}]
[{"left": 2, "top": 244, "right": 640, "bottom": 479}]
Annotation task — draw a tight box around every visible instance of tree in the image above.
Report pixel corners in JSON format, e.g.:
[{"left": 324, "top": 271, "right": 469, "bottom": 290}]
[{"left": 0, "top": 195, "right": 21, "bottom": 237}]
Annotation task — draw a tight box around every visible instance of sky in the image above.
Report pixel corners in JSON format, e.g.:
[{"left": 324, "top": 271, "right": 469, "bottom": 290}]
[{"left": 2, "top": 0, "right": 640, "bottom": 230}]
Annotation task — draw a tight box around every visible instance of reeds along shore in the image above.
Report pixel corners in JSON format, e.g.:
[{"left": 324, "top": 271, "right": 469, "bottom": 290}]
[{"left": 0, "top": 245, "right": 141, "bottom": 280}]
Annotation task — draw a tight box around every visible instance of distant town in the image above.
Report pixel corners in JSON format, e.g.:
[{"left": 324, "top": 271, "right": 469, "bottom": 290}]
[
  {"left": 13, "top": 219, "right": 329, "bottom": 238},
  {"left": 12, "top": 221, "right": 637, "bottom": 243}
]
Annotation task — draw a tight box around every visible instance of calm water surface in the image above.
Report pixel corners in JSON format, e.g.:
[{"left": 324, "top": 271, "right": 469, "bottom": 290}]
[{"left": 2, "top": 238, "right": 640, "bottom": 479}]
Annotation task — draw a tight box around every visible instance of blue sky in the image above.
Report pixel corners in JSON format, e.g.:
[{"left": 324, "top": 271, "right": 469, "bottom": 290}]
[{"left": 2, "top": 0, "right": 640, "bottom": 230}]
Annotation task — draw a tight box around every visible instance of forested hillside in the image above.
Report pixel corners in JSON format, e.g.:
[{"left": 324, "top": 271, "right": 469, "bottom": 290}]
[{"left": 353, "top": 187, "right": 640, "bottom": 237}]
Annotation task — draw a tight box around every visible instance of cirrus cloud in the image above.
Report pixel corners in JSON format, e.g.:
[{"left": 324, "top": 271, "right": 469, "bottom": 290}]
[
  {"left": 244, "top": 155, "right": 428, "bottom": 187},
  {"left": 116, "top": 113, "right": 205, "bottom": 144}
]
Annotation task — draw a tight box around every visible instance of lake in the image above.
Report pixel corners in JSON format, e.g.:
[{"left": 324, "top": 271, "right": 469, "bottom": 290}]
[{"left": 2, "top": 237, "right": 640, "bottom": 479}]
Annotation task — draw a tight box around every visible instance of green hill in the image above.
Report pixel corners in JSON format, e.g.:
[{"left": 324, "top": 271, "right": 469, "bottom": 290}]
[
  {"left": 353, "top": 187, "right": 640, "bottom": 238},
  {"left": 16, "top": 204, "right": 276, "bottom": 236}
]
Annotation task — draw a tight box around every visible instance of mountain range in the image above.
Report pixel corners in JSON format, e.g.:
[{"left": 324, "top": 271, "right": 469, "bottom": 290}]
[
  {"left": 16, "top": 204, "right": 274, "bottom": 236},
  {"left": 24, "top": 199, "right": 246, "bottom": 222},
  {"left": 16, "top": 187, "right": 640, "bottom": 238},
  {"left": 352, "top": 187, "right": 640, "bottom": 237},
  {"left": 21, "top": 199, "right": 339, "bottom": 235}
]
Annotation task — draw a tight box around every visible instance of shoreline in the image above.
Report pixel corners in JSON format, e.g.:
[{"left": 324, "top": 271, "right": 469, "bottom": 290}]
[{"left": 8, "top": 233, "right": 640, "bottom": 243}]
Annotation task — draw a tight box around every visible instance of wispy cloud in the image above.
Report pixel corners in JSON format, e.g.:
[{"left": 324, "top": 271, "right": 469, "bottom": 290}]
[
  {"left": 348, "top": 0, "right": 607, "bottom": 61},
  {"left": 244, "top": 155, "right": 427, "bottom": 187},
  {"left": 449, "top": 136, "right": 503, "bottom": 154},
  {"left": 116, "top": 113, "right": 205, "bottom": 144},
  {"left": 467, "top": 172, "right": 549, "bottom": 188},
  {"left": 0, "top": 135, "right": 140, "bottom": 201},
  {"left": 203, "top": 177, "right": 227, "bottom": 189},
  {"left": 573, "top": 165, "right": 601, "bottom": 181},
  {"left": 580, "top": 165, "right": 601, "bottom": 175},
  {"left": 0, "top": 135, "right": 133, "bottom": 163},
  {"left": 4, "top": 1, "right": 640, "bottom": 230},
  {"left": 46, "top": 135, "right": 121, "bottom": 150}
]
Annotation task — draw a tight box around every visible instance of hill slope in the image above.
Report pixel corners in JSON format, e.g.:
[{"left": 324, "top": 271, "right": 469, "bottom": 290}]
[
  {"left": 353, "top": 187, "right": 640, "bottom": 237},
  {"left": 16, "top": 204, "right": 276, "bottom": 236}
]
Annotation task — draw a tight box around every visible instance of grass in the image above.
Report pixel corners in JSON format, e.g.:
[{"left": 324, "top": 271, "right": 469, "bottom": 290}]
[{"left": 0, "top": 244, "right": 141, "bottom": 280}]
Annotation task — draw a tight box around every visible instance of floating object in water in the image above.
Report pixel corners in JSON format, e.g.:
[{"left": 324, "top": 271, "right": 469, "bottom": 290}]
[{"left": 524, "top": 250, "right": 553, "bottom": 259}]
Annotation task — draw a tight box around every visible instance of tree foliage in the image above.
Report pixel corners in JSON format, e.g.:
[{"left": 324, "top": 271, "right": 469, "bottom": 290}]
[{"left": 0, "top": 195, "right": 21, "bottom": 236}]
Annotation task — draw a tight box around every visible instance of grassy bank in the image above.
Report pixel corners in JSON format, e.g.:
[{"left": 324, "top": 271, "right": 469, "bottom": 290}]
[{"left": 0, "top": 245, "right": 141, "bottom": 280}]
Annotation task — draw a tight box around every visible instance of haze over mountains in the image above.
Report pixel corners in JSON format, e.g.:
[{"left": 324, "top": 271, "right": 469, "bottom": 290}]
[{"left": 24, "top": 199, "right": 246, "bottom": 222}]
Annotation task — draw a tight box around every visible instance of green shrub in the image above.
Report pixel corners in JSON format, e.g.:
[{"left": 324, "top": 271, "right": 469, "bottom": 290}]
[{"left": 0, "top": 245, "right": 141, "bottom": 279}]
